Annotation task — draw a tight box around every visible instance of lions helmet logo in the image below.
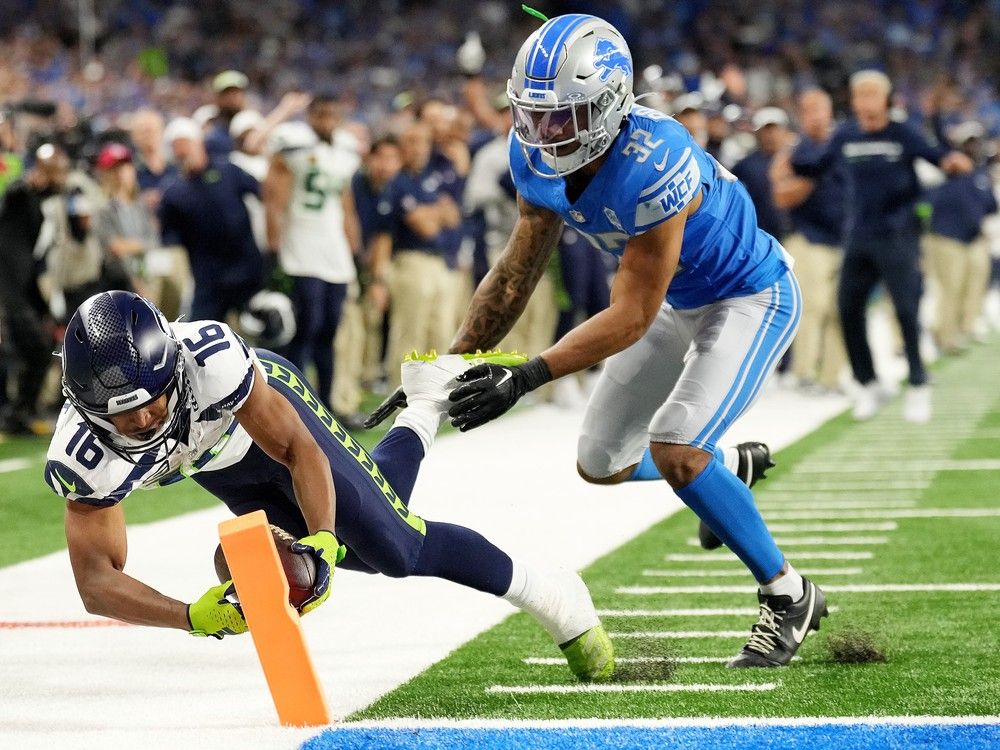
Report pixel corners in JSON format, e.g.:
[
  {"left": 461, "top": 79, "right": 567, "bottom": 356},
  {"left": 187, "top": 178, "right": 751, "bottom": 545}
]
[{"left": 593, "top": 38, "right": 631, "bottom": 83}]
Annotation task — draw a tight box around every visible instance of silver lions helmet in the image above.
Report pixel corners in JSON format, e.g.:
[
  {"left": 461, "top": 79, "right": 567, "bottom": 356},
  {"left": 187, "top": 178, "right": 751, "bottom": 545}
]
[{"left": 508, "top": 14, "right": 635, "bottom": 178}]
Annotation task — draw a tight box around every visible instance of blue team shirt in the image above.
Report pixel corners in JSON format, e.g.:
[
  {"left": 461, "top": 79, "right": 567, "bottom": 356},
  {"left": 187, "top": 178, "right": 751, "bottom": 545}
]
[
  {"left": 788, "top": 135, "right": 844, "bottom": 247},
  {"left": 792, "top": 119, "right": 948, "bottom": 245},
  {"left": 509, "top": 105, "right": 789, "bottom": 309},
  {"left": 351, "top": 170, "right": 392, "bottom": 249},
  {"left": 928, "top": 167, "right": 998, "bottom": 243},
  {"left": 381, "top": 166, "right": 448, "bottom": 256},
  {"left": 732, "top": 149, "right": 789, "bottom": 241},
  {"left": 158, "top": 160, "right": 261, "bottom": 286}
]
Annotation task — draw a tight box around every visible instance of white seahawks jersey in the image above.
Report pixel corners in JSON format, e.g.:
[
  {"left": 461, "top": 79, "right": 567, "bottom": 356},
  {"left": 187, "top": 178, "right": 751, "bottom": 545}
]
[
  {"left": 271, "top": 122, "right": 360, "bottom": 284},
  {"left": 44, "top": 322, "right": 258, "bottom": 507}
]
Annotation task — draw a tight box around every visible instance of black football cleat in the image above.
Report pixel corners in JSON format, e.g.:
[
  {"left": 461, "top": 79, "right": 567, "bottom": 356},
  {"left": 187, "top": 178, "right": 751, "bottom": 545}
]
[
  {"left": 698, "top": 442, "right": 775, "bottom": 550},
  {"left": 727, "top": 578, "right": 828, "bottom": 668}
]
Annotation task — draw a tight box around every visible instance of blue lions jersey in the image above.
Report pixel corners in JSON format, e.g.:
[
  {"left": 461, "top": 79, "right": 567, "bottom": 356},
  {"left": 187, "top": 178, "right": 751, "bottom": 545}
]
[{"left": 509, "top": 105, "right": 789, "bottom": 309}]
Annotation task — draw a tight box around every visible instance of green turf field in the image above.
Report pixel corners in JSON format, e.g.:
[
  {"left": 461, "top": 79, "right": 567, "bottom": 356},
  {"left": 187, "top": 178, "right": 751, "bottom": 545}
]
[{"left": 353, "top": 342, "right": 1000, "bottom": 721}]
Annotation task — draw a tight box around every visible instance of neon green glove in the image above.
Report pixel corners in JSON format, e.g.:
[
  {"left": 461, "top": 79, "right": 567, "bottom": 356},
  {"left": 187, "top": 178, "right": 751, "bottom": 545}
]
[
  {"left": 290, "top": 530, "right": 347, "bottom": 615},
  {"left": 188, "top": 581, "right": 248, "bottom": 639}
]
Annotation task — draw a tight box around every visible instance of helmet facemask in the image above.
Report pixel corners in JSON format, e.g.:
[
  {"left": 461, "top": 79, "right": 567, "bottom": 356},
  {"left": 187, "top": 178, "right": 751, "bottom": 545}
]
[{"left": 65, "top": 344, "right": 192, "bottom": 465}]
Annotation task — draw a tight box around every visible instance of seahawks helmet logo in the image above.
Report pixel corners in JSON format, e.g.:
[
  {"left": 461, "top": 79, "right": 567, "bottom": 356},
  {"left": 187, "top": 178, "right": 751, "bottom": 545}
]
[{"left": 593, "top": 38, "right": 631, "bottom": 82}]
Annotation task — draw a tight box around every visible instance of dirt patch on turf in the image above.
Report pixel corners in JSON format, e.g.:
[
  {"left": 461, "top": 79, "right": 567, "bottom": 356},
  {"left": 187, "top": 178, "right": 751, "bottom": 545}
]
[{"left": 826, "top": 629, "right": 887, "bottom": 664}]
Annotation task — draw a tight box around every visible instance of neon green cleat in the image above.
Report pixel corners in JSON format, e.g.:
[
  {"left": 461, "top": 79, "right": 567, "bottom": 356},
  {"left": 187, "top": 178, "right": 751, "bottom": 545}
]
[
  {"left": 560, "top": 624, "right": 616, "bottom": 682},
  {"left": 403, "top": 349, "right": 528, "bottom": 367}
]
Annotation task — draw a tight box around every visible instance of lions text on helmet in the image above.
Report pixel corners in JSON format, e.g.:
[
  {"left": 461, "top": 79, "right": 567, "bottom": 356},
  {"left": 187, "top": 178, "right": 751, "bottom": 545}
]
[{"left": 508, "top": 14, "right": 635, "bottom": 178}]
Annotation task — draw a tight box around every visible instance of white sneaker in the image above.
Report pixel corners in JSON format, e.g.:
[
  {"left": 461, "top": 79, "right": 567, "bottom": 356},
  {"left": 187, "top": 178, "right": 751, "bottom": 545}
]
[
  {"left": 852, "top": 381, "right": 887, "bottom": 421},
  {"left": 903, "top": 384, "right": 932, "bottom": 424}
]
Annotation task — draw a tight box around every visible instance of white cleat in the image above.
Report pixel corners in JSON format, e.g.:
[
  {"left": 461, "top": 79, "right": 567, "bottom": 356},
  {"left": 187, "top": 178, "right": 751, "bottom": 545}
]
[
  {"left": 903, "top": 384, "right": 932, "bottom": 424},
  {"left": 400, "top": 353, "right": 476, "bottom": 411},
  {"left": 400, "top": 350, "right": 528, "bottom": 411}
]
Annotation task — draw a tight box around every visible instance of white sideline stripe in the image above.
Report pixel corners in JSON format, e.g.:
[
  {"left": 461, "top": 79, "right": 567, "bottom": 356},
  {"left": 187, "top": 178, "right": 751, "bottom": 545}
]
[
  {"left": 0, "top": 458, "right": 32, "bottom": 473},
  {"left": 764, "top": 508, "right": 1000, "bottom": 521},
  {"left": 795, "top": 459, "right": 1000, "bottom": 474},
  {"left": 641, "top": 567, "right": 863, "bottom": 577},
  {"left": 668, "top": 551, "right": 873, "bottom": 561},
  {"left": 687, "top": 536, "right": 888, "bottom": 546},
  {"left": 608, "top": 630, "right": 747, "bottom": 639},
  {"left": 346, "top": 716, "right": 1000, "bottom": 729},
  {"left": 764, "top": 522, "right": 897, "bottom": 532},
  {"left": 485, "top": 682, "right": 780, "bottom": 695},
  {"left": 617, "top": 583, "right": 1000, "bottom": 595}
]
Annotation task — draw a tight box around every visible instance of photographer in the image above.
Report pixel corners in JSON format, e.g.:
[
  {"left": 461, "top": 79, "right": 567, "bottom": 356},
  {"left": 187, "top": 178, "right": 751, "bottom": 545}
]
[{"left": 0, "top": 144, "right": 67, "bottom": 433}]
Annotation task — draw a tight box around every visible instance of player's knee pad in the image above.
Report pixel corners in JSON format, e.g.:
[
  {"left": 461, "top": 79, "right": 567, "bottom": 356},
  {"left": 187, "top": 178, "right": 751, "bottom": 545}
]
[{"left": 577, "top": 434, "right": 629, "bottom": 483}]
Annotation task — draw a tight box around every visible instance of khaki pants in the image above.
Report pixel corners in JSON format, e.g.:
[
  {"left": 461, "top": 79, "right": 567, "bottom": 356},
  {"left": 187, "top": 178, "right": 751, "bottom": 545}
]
[
  {"left": 145, "top": 246, "right": 191, "bottom": 322},
  {"left": 926, "top": 233, "right": 991, "bottom": 351},
  {"left": 361, "top": 294, "right": 386, "bottom": 386},
  {"left": 386, "top": 251, "right": 452, "bottom": 389},
  {"left": 786, "top": 234, "right": 845, "bottom": 389},
  {"left": 331, "top": 281, "right": 364, "bottom": 415}
]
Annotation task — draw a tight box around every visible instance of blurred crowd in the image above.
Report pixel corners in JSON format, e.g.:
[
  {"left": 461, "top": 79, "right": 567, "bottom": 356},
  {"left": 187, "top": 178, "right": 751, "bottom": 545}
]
[{"left": 2, "top": 0, "right": 1000, "bottom": 434}]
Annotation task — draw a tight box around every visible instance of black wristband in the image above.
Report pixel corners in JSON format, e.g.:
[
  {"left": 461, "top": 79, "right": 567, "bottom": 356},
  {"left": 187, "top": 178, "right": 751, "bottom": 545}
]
[{"left": 519, "top": 356, "right": 553, "bottom": 393}]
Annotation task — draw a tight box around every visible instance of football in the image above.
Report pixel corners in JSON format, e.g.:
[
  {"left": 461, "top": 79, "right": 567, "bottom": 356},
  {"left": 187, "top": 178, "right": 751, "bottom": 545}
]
[{"left": 213, "top": 524, "right": 317, "bottom": 611}]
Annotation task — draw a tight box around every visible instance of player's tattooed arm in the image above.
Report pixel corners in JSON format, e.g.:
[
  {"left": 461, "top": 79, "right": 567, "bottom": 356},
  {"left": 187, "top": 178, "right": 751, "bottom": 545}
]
[{"left": 450, "top": 194, "right": 563, "bottom": 353}]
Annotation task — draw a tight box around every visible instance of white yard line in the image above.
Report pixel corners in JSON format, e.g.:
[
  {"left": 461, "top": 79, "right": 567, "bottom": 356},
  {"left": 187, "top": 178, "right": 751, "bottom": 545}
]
[
  {"left": 608, "top": 630, "right": 748, "bottom": 639},
  {"left": 763, "top": 508, "right": 1000, "bottom": 520},
  {"left": 762, "top": 482, "right": 930, "bottom": 492},
  {"left": 757, "top": 500, "right": 918, "bottom": 509},
  {"left": 524, "top": 656, "right": 742, "bottom": 665},
  {"left": 667, "top": 551, "right": 873, "bottom": 561},
  {"left": 617, "top": 583, "right": 1000, "bottom": 595},
  {"left": 0, "top": 457, "right": 33, "bottom": 473},
  {"left": 641, "top": 567, "right": 863, "bottom": 577},
  {"left": 763, "top": 522, "right": 897, "bottom": 532},
  {"left": 687, "top": 536, "right": 888, "bottom": 546},
  {"left": 793, "top": 459, "right": 1000, "bottom": 474},
  {"left": 595, "top": 607, "right": 840, "bottom": 617},
  {"left": 485, "top": 682, "right": 780, "bottom": 694}
]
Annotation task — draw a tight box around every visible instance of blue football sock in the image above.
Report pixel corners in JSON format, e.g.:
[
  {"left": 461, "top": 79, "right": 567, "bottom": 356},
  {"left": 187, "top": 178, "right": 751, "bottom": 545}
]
[
  {"left": 628, "top": 448, "right": 661, "bottom": 481},
  {"left": 674, "top": 458, "right": 784, "bottom": 582},
  {"left": 629, "top": 446, "right": 726, "bottom": 482}
]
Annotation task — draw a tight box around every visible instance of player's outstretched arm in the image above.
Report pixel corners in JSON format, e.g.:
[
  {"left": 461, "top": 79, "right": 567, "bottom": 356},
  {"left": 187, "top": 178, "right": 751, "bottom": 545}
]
[
  {"left": 449, "top": 194, "right": 563, "bottom": 354},
  {"left": 539, "top": 202, "right": 688, "bottom": 379},
  {"left": 448, "top": 202, "right": 691, "bottom": 431},
  {"left": 235, "top": 365, "right": 336, "bottom": 535},
  {"left": 65, "top": 501, "right": 191, "bottom": 630}
]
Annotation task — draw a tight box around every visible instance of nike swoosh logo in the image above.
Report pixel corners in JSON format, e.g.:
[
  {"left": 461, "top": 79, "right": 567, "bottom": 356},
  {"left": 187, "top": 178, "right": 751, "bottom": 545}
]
[
  {"left": 495, "top": 369, "right": 513, "bottom": 388},
  {"left": 653, "top": 149, "right": 670, "bottom": 171},
  {"left": 53, "top": 468, "right": 76, "bottom": 494},
  {"left": 791, "top": 585, "right": 815, "bottom": 644}
]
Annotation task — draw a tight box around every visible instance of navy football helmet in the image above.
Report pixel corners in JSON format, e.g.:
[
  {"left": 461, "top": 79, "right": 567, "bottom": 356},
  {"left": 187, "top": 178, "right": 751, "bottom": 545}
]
[{"left": 61, "top": 291, "right": 190, "bottom": 462}]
